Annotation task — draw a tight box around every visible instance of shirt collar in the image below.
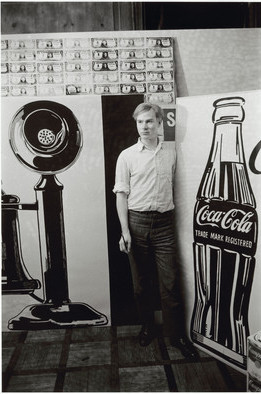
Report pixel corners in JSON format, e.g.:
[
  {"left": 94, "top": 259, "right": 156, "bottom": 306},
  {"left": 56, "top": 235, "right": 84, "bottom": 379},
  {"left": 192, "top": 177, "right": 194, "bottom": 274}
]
[{"left": 136, "top": 137, "right": 163, "bottom": 152}]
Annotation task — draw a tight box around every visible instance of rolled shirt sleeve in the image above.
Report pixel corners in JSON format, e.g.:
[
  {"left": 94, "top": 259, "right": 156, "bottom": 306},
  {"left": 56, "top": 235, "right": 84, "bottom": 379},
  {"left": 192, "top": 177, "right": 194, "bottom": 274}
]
[{"left": 113, "top": 152, "right": 130, "bottom": 195}]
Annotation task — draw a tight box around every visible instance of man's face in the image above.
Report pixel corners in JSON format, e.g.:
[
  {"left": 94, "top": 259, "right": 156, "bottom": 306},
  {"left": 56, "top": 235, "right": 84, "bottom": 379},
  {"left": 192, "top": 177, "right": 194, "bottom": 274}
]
[{"left": 136, "top": 108, "right": 161, "bottom": 142}]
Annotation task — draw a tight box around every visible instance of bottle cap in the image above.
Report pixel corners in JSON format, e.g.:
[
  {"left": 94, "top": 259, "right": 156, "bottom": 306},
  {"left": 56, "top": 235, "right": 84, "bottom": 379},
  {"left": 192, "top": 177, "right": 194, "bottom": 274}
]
[{"left": 212, "top": 97, "right": 245, "bottom": 123}]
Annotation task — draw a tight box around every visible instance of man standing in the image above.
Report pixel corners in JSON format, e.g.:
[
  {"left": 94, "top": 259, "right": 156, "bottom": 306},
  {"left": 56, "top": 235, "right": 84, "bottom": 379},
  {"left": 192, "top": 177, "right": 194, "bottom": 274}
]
[{"left": 113, "top": 102, "right": 197, "bottom": 359}]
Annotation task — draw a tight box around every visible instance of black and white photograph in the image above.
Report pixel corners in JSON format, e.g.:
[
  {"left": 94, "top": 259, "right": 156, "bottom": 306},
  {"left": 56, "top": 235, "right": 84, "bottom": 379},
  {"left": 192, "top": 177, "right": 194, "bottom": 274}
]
[{"left": 1, "top": 1, "right": 261, "bottom": 392}]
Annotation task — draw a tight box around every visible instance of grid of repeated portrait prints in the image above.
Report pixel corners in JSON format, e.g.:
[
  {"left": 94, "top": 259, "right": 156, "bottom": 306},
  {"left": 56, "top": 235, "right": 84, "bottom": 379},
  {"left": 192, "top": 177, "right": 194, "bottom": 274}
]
[{"left": 1, "top": 36, "right": 175, "bottom": 104}]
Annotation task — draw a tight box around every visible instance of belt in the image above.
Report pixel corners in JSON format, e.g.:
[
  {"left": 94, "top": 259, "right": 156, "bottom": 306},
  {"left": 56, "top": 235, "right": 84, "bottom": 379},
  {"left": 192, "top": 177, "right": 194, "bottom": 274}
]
[{"left": 129, "top": 209, "right": 173, "bottom": 215}]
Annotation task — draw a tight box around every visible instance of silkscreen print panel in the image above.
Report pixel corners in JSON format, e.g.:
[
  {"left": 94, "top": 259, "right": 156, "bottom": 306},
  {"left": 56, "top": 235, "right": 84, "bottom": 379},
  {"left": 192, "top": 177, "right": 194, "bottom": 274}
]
[
  {"left": 1, "top": 95, "right": 111, "bottom": 330},
  {"left": 175, "top": 90, "right": 261, "bottom": 372}
]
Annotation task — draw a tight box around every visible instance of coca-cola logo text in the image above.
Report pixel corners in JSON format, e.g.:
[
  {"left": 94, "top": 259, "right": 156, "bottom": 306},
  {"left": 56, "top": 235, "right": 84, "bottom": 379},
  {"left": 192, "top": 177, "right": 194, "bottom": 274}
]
[{"left": 196, "top": 204, "right": 254, "bottom": 233}]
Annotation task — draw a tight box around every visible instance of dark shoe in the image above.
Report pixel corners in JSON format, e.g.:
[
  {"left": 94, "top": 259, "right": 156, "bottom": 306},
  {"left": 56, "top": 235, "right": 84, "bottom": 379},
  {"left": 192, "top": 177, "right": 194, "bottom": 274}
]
[
  {"left": 170, "top": 336, "right": 198, "bottom": 360},
  {"left": 138, "top": 324, "right": 156, "bottom": 347}
]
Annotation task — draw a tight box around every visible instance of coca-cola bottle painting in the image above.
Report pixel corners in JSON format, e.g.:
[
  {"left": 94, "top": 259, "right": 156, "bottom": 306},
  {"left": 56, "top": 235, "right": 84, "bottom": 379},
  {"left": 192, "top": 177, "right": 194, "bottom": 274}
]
[{"left": 191, "top": 97, "right": 258, "bottom": 369}]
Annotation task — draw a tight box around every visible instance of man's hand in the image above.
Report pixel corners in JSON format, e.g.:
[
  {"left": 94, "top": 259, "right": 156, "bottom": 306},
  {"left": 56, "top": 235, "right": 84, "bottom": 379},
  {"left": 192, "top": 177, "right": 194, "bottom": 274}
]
[{"left": 119, "top": 231, "right": 131, "bottom": 253}]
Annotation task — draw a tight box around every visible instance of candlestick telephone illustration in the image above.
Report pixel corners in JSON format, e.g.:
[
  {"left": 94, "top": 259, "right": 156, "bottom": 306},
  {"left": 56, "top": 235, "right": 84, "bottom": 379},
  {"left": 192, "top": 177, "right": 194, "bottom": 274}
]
[{"left": 2, "top": 100, "right": 108, "bottom": 329}]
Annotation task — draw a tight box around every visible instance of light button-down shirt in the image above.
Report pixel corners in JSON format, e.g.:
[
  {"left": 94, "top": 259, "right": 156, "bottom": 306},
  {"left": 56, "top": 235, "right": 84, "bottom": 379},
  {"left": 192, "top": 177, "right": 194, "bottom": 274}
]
[{"left": 113, "top": 138, "right": 176, "bottom": 213}]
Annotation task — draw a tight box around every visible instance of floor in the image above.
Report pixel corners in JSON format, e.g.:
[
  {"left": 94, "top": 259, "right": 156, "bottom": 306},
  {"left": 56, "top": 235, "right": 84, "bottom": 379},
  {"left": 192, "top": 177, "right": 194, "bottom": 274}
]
[{"left": 2, "top": 325, "right": 247, "bottom": 392}]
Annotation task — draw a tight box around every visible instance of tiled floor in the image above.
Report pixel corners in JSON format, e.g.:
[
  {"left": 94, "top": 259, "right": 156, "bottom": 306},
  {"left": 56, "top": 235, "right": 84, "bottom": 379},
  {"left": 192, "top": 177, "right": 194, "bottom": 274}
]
[{"left": 2, "top": 325, "right": 247, "bottom": 392}]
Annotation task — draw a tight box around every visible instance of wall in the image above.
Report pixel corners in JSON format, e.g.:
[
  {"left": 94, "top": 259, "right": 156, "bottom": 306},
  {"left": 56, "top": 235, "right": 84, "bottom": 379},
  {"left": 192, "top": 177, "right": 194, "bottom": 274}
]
[
  {"left": 172, "top": 28, "right": 261, "bottom": 97},
  {"left": 0, "top": 2, "right": 143, "bottom": 33}
]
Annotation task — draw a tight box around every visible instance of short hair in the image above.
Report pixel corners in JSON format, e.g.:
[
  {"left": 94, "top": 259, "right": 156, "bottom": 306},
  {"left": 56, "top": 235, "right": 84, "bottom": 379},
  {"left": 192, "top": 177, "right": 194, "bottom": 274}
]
[{"left": 132, "top": 102, "right": 164, "bottom": 122}]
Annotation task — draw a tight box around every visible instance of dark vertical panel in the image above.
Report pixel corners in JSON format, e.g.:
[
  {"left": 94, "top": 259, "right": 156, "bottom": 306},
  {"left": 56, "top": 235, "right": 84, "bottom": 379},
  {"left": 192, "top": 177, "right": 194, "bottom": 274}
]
[
  {"left": 102, "top": 95, "right": 144, "bottom": 326},
  {"left": 113, "top": 2, "right": 134, "bottom": 30},
  {"left": 133, "top": 2, "right": 145, "bottom": 30},
  {"left": 248, "top": 3, "right": 261, "bottom": 27},
  {"left": 112, "top": 2, "right": 144, "bottom": 31}
]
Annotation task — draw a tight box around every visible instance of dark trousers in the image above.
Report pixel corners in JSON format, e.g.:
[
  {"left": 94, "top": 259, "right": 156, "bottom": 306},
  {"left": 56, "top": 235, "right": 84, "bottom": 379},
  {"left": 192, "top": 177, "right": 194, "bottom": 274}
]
[{"left": 128, "top": 209, "right": 185, "bottom": 339}]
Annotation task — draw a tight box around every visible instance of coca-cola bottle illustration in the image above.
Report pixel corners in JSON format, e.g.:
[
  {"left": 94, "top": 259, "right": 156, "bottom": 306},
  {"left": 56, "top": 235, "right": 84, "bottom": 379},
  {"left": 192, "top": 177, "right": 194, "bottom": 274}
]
[{"left": 190, "top": 97, "right": 258, "bottom": 369}]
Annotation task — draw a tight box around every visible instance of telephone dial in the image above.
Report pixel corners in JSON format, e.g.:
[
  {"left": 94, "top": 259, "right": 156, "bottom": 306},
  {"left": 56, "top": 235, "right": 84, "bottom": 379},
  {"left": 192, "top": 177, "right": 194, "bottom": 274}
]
[{"left": 2, "top": 100, "right": 108, "bottom": 329}]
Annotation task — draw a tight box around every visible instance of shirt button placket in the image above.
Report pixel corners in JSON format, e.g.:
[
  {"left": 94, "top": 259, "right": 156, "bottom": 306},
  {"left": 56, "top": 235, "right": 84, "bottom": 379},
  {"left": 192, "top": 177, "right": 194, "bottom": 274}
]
[{"left": 153, "top": 151, "right": 161, "bottom": 211}]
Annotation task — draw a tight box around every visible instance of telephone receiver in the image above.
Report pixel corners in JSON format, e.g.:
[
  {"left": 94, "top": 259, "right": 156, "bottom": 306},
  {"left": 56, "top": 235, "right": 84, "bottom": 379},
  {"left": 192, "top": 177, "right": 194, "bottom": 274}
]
[{"left": 2, "top": 100, "right": 108, "bottom": 329}]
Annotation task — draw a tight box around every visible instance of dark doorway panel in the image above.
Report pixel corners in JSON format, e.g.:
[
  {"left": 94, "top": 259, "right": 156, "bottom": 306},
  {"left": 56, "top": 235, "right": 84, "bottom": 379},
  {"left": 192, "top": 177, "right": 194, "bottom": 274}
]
[{"left": 102, "top": 94, "right": 144, "bottom": 325}]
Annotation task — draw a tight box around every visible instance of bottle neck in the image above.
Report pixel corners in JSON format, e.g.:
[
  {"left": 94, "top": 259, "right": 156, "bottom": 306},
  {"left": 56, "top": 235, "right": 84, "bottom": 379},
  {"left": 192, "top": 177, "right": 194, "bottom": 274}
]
[
  {"left": 198, "top": 120, "right": 256, "bottom": 206},
  {"left": 210, "top": 122, "right": 244, "bottom": 164}
]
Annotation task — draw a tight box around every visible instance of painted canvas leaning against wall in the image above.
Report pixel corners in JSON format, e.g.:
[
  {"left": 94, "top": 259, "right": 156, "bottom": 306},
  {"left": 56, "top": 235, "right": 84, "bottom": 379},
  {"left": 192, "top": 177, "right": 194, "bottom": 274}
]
[
  {"left": 1, "top": 95, "right": 111, "bottom": 330},
  {"left": 175, "top": 90, "right": 261, "bottom": 371}
]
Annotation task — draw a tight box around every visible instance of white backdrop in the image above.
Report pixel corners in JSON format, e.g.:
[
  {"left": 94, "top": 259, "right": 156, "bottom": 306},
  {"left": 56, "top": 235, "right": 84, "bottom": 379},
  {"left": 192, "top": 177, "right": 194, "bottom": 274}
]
[
  {"left": 175, "top": 90, "right": 261, "bottom": 370},
  {"left": 1, "top": 95, "right": 111, "bottom": 330}
]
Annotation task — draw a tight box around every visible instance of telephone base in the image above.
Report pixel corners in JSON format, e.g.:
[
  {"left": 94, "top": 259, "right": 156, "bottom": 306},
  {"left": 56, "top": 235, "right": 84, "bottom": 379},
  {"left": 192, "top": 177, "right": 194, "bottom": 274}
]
[{"left": 8, "top": 302, "right": 108, "bottom": 330}]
